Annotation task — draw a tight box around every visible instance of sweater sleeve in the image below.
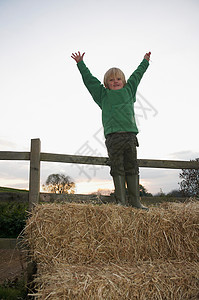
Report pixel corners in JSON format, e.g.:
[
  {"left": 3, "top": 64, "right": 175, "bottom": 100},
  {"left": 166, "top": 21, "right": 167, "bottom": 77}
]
[
  {"left": 77, "top": 60, "right": 106, "bottom": 109},
  {"left": 126, "top": 59, "right": 149, "bottom": 99}
]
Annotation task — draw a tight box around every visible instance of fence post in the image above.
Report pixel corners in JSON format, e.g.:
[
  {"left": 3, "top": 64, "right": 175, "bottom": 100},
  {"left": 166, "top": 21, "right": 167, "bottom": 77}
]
[{"left": 29, "top": 138, "right": 41, "bottom": 211}]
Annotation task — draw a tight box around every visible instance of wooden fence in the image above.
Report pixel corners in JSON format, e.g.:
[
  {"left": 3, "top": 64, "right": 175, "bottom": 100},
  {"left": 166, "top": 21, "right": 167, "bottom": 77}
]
[{"left": 0, "top": 138, "right": 199, "bottom": 210}]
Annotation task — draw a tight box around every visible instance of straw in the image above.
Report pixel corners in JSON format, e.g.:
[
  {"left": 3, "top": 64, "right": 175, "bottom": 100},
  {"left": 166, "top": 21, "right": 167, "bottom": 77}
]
[
  {"left": 32, "top": 261, "right": 199, "bottom": 299},
  {"left": 24, "top": 201, "right": 199, "bottom": 265},
  {"left": 23, "top": 200, "right": 199, "bottom": 299}
]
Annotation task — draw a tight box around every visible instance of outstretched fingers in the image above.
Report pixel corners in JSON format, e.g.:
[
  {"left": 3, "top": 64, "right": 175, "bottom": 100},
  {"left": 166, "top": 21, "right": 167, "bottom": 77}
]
[{"left": 71, "top": 51, "right": 85, "bottom": 63}]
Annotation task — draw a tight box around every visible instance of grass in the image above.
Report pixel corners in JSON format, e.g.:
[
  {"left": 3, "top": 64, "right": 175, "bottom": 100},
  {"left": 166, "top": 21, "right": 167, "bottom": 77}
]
[
  {"left": 0, "top": 279, "right": 27, "bottom": 300},
  {"left": 0, "top": 187, "right": 28, "bottom": 193}
]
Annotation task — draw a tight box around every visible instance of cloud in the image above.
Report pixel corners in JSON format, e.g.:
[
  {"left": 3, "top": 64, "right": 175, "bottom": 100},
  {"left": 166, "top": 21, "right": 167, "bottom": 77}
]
[
  {"left": 139, "top": 152, "right": 199, "bottom": 194},
  {"left": 138, "top": 151, "right": 199, "bottom": 194},
  {"left": 140, "top": 168, "right": 182, "bottom": 195},
  {"left": 168, "top": 151, "right": 199, "bottom": 160},
  {"left": 0, "top": 139, "right": 18, "bottom": 150},
  {"left": 0, "top": 161, "right": 29, "bottom": 178},
  {"left": 0, "top": 160, "right": 29, "bottom": 189}
]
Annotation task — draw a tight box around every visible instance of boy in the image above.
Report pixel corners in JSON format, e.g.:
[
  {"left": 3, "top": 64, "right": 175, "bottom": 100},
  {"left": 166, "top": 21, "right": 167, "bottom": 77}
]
[{"left": 71, "top": 51, "right": 150, "bottom": 209}]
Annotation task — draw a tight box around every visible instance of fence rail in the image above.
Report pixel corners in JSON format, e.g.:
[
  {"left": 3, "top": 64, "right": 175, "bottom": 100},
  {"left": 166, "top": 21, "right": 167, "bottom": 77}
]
[
  {"left": 0, "top": 151, "right": 30, "bottom": 160},
  {"left": 1, "top": 151, "right": 198, "bottom": 169},
  {"left": 0, "top": 138, "right": 199, "bottom": 209}
]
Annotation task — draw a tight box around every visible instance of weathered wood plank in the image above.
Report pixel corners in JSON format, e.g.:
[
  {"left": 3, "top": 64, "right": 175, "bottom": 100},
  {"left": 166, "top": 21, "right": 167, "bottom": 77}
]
[
  {"left": 0, "top": 151, "right": 30, "bottom": 160},
  {"left": 40, "top": 152, "right": 110, "bottom": 166},
  {"left": 138, "top": 159, "right": 199, "bottom": 169},
  {"left": 0, "top": 150, "right": 199, "bottom": 170},
  {"left": 40, "top": 152, "right": 199, "bottom": 169},
  {"left": 29, "top": 139, "right": 41, "bottom": 210}
]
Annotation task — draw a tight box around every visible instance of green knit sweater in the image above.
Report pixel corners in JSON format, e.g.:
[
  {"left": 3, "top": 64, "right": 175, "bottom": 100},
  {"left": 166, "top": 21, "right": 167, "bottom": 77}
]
[{"left": 77, "top": 59, "right": 149, "bottom": 137}]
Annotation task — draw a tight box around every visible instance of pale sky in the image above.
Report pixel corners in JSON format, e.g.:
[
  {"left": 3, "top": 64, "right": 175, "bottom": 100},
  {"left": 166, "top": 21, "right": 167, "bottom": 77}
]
[{"left": 0, "top": 0, "right": 199, "bottom": 194}]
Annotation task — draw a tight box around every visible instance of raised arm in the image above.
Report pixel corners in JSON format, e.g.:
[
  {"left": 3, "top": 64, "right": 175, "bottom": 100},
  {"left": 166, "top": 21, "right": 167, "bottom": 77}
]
[
  {"left": 71, "top": 51, "right": 105, "bottom": 108},
  {"left": 126, "top": 52, "right": 151, "bottom": 97}
]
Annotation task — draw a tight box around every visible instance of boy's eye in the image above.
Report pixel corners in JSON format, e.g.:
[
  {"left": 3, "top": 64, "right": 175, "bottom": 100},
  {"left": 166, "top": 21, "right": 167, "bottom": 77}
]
[{"left": 109, "top": 78, "right": 121, "bottom": 82}]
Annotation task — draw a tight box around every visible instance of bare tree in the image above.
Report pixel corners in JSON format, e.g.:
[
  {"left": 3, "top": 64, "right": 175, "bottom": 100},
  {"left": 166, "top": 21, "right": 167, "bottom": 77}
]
[
  {"left": 42, "top": 173, "right": 75, "bottom": 194},
  {"left": 179, "top": 158, "right": 199, "bottom": 197}
]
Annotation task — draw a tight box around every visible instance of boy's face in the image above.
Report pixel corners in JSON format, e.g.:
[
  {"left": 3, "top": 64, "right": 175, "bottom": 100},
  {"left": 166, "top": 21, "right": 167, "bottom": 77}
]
[{"left": 106, "top": 77, "right": 124, "bottom": 90}]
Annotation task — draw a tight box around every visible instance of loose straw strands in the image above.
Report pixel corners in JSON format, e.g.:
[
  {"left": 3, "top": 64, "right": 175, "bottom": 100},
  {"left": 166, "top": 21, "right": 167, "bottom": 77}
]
[
  {"left": 32, "top": 261, "right": 199, "bottom": 300},
  {"left": 24, "top": 201, "right": 199, "bottom": 265}
]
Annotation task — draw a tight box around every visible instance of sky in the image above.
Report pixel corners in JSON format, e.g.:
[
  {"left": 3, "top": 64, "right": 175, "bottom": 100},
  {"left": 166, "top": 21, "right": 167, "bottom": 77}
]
[{"left": 0, "top": 0, "right": 199, "bottom": 195}]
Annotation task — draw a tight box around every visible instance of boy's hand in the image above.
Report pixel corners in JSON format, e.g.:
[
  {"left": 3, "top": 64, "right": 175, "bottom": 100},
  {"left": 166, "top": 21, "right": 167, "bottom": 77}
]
[
  {"left": 144, "top": 52, "right": 151, "bottom": 61},
  {"left": 71, "top": 51, "right": 85, "bottom": 63}
]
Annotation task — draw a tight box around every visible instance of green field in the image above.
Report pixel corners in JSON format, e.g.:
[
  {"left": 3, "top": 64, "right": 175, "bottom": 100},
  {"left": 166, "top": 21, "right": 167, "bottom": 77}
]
[{"left": 0, "top": 186, "right": 28, "bottom": 193}]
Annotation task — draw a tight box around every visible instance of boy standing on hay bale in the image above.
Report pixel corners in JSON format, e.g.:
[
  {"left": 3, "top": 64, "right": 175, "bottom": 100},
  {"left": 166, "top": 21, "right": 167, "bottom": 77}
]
[{"left": 71, "top": 51, "right": 150, "bottom": 210}]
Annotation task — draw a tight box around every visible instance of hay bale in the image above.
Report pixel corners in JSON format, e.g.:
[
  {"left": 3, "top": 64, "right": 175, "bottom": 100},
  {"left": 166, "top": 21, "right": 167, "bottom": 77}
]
[
  {"left": 32, "top": 261, "right": 199, "bottom": 299},
  {"left": 24, "top": 201, "right": 199, "bottom": 299},
  {"left": 24, "top": 201, "right": 199, "bottom": 265}
]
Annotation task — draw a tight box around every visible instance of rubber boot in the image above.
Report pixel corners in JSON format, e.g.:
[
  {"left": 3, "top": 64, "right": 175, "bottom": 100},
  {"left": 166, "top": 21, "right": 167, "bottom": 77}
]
[
  {"left": 113, "top": 175, "right": 126, "bottom": 206},
  {"left": 126, "top": 175, "right": 149, "bottom": 210}
]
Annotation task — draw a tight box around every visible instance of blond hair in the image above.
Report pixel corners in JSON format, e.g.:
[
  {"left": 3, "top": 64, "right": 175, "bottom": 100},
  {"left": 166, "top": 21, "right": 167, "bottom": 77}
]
[{"left": 103, "top": 67, "right": 126, "bottom": 88}]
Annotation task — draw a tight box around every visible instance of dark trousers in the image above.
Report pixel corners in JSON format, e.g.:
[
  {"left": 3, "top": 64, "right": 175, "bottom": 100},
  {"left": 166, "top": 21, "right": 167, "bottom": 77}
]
[{"left": 105, "top": 132, "right": 139, "bottom": 177}]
